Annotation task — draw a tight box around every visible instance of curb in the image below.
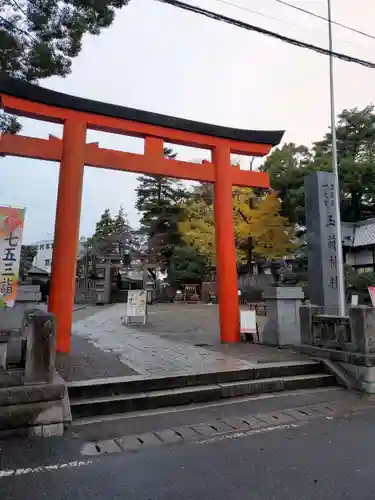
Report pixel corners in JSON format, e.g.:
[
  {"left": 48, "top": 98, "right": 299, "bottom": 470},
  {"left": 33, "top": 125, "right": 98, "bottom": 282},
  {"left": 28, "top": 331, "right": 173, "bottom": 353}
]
[{"left": 80, "top": 401, "right": 339, "bottom": 457}]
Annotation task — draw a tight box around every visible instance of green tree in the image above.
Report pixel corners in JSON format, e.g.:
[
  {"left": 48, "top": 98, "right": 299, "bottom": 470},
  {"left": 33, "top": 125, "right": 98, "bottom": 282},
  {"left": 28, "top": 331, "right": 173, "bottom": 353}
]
[
  {"left": 93, "top": 208, "right": 114, "bottom": 241},
  {"left": 80, "top": 207, "right": 133, "bottom": 276},
  {"left": 191, "top": 182, "right": 213, "bottom": 204},
  {"left": 262, "top": 107, "right": 375, "bottom": 226},
  {"left": 19, "top": 244, "right": 37, "bottom": 281},
  {"left": 135, "top": 148, "right": 185, "bottom": 225},
  {"left": 113, "top": 205, "right": 129, "bottom": 234},
  {"left": 1, "top": 0, "right": 130, "bottom": 132},
  {"left": 135, "top": 148, "right": 187, "bottom": 268},
  {"left": 167, "top": 246, "right": 210, "bottom": 288},
  {"left": 260, "top": 143, "right": 313, "bottom": 226},
  {"left": 312, "top": 106, "right": 375, "bottom": 222},
  {"left": 345, "top": 267, "right": 375, "bottom": 305}
]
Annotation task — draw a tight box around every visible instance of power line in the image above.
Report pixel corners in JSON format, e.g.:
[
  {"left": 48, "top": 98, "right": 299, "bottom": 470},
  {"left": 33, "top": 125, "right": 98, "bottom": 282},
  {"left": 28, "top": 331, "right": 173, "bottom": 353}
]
[
  {"left": 275, "top": 0, "right": 375, "bottom": 42},
  {"left": 155, "top": 0, "right": 375, "bottom": 69},
  {"left": 214, "top": 0, "right": 298, "bottom": 27},
  {"left": 212, "top": 0, "right": 371, "bottom": 52}
]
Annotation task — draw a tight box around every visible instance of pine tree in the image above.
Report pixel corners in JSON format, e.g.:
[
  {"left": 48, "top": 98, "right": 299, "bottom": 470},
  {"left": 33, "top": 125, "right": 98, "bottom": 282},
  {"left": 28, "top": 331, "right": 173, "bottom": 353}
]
[
  {"left": 113, "top": 205, "right": 129, "bottom": 234},
  {"left": 135, "top": 148, "right": 187, "bottom": 268},
  {"left": 19, "top": 245, "right": 37, "bottom": 281},
  {"left": 135, "top": 148, "right": 184, "bottom": 226},
  {"left": 93, "top": 208, "right": 114, "bottom": 241},
  {"left": 1, "top": 0, "right": 130, "bottom": 132}
]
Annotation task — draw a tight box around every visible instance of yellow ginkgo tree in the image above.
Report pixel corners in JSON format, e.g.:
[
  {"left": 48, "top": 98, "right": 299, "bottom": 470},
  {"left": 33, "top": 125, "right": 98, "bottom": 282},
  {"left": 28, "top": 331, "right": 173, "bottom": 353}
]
[
  {"left": 179, "top": 199, "right": 216, "bottom": 265},
  {"left": 180, "top": 184, "right": 297, "bottom": 265},
  {"left": 233, "top": 188, "right": 298, "bottom": 262}
]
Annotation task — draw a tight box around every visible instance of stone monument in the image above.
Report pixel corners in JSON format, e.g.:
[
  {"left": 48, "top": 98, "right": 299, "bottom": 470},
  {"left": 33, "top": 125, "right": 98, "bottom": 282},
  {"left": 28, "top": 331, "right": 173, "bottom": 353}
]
[
  {"left": 296, "top": 172, "right": 375, "bottom": 392},
  {"left": 304, "top": 171, "right": 340, "bottom": 314}
]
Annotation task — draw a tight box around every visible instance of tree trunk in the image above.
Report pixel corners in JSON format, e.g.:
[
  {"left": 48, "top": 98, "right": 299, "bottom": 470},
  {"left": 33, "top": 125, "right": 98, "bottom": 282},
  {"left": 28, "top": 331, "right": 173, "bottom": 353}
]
[{"left": 351, "top": 191, "right": 361, "bottom": 221}]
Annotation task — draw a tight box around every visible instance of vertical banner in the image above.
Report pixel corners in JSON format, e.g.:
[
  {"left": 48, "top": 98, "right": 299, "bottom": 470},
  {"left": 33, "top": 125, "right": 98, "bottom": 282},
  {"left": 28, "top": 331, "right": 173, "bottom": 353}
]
[
  {"left": 0, "top": 206, "right": 25, "bottom": 308},
  {"left": 368, "top": 287, "right": 375, "bottom": 308}
]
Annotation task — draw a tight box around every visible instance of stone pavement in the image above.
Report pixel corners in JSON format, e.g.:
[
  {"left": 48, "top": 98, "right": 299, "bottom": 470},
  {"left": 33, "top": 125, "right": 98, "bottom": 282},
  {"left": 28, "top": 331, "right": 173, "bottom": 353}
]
[
  {"left": 131, "top": 303, "right": 303, "bottom": 364},
  {"left": 57, "top": 306, "right": 138, "bottom": 382},
  {"left": 57, "top": 303, "right": 306, "bottom": 382}
]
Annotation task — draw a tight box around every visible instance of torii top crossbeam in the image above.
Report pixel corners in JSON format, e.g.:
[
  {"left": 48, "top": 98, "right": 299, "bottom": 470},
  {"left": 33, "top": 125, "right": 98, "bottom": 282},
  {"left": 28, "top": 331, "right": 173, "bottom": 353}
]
[{"left": 0, "top": 73, "right": 284, "bottom": 352}]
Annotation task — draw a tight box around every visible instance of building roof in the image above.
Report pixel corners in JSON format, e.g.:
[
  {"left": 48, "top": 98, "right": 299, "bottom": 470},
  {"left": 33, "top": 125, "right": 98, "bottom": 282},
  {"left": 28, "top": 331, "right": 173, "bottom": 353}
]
[
  {"left": 342, "top": 219, "right": 375, "bottom": 248},
  {"left": 28, "top": 264, "right": 49, "bottom": 275}
]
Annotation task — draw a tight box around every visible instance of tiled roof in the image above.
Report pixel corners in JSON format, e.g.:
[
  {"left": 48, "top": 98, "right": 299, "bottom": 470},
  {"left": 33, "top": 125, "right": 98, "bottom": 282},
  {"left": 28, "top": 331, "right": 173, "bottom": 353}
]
[
  {"left": 342, "top": 219, "right": 375, "bottom": 247},
  {"left": 28, "top": 264, "right": 49, "bottom": 275}
]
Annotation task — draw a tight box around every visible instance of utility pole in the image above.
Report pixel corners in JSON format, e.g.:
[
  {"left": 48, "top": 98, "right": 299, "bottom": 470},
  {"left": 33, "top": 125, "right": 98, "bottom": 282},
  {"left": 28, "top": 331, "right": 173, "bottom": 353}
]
[{"left": 327, "top": 0, "right": 346, "bottom": 316}]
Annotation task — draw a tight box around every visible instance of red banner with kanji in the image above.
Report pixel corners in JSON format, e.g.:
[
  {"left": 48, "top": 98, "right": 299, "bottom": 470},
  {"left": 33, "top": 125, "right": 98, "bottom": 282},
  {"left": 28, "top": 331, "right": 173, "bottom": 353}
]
[{"left": 0, "top": 206, "right": 25, "bottom": 307}]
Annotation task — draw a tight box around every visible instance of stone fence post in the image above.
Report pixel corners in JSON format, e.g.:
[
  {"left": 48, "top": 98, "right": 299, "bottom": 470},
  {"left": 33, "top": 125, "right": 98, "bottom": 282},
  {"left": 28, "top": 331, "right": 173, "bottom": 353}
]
[
  {"left": 299, "top": 305, "right": 323, "bottom": 345},
  {"left": 24, "top": 311, "right": 56, "bottom": 385}
]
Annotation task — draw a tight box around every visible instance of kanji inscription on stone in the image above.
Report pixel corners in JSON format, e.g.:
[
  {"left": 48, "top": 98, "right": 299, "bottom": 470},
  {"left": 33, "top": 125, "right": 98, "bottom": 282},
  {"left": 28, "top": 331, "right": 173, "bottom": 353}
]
[{"left": 305, "top": 172, "right": 340, "bottom": 313}]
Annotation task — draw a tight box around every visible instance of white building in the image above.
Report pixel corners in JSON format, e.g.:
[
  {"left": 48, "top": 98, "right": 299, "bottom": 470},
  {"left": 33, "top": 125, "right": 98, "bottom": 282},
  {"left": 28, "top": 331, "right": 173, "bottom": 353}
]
[
  {"left": 32, "top": 238, "right": 86, "bottom": 275},
  {"left": 32, "top": 239, "right": 54, "bottom": 274}
]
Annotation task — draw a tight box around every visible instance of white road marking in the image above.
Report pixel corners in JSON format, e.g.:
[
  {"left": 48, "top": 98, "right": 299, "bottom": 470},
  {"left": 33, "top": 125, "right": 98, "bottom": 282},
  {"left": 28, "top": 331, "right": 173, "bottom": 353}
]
[
  {"left": 197, "top": 422, "right": 303, "bottom": 445},
  {"left": 0, "top": 460, "right": 93, "bottom": 479}
]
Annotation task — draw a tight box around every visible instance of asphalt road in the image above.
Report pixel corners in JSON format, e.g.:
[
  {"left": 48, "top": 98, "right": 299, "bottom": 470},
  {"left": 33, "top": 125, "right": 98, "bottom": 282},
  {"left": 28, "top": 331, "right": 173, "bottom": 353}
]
[{"left": 2, "top": 406, "right": 375, "bottom": 500}]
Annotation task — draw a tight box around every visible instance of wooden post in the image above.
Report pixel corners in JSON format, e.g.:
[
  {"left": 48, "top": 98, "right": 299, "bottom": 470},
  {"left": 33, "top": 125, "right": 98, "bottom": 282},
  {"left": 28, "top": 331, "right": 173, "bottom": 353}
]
[
  {"left": 48, "top": 119, "right": 86, "bottom": 353},
  {"left": 213, "top": 145, "right": 240, "bottom": 343}
]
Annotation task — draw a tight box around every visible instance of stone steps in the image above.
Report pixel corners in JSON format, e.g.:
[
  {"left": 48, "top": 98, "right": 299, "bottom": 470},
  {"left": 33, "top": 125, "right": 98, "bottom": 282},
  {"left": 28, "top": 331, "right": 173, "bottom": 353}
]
[{"left": 68, "top": 361, "right": 337, "bottom": 421}]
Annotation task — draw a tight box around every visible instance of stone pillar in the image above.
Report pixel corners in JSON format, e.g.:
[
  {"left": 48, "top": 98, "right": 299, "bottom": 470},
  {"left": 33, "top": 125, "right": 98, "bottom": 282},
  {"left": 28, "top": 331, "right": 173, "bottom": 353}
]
[
  {"left": 261, "top": 286, "right": 304, "bottom": 346},
  {"left": 24, "top": 311, "right": 56, "bottom": 384},
  {"left": 305, "top": 172, "right": 341, "bottom": 314},
  {"left": 299, "top": 305, "right": 323, "bottom": 345},
  {"left": 349, "top": 306, "right": 375, "bottom": 354},
  {"left": 0, "top": 332, "right": 10, "bottom": 369}
]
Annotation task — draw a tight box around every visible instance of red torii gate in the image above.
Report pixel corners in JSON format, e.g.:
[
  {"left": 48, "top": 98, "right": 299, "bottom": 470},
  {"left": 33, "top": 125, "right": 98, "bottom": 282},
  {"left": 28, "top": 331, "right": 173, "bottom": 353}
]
[{"left": 0, "top": 75, "right": 284, "bottom": 353}]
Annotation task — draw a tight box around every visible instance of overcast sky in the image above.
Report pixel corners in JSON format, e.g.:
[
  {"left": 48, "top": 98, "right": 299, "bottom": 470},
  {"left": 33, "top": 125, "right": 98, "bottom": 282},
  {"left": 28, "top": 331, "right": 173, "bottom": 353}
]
[{"left": 2, "top": 0, "right": 375, "bottom": 243}]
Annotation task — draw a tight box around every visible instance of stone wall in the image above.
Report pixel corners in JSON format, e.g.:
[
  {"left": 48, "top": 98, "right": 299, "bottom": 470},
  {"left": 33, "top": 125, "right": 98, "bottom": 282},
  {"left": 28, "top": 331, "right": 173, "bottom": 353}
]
[{"left": 0, "top": 310, "right": 71, "bottom": 437}]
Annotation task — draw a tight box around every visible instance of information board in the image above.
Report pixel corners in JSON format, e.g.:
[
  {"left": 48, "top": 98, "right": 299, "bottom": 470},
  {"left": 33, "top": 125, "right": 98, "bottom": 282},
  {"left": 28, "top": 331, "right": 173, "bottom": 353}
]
[
  {"left": 125, "top": 290, "right": 147, "bottom": 324},
  {"left": 240, "top": 310, "right": 257, "bottom": 338}
]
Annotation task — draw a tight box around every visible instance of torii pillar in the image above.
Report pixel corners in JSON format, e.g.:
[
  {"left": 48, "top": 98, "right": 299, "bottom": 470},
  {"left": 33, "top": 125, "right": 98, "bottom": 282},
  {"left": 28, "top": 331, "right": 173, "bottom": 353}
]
[
  {"left": 213, "top": 145, "right": 239, "bottom": 342},
  {"left": 48, "top": 120, "right": 87, "bottom": 353}
]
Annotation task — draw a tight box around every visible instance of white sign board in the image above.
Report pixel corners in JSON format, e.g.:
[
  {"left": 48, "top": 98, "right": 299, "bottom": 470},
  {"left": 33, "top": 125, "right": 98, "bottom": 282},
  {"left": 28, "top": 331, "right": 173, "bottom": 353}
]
[
  {"left": 240, "top": 310, "right": 257, "bottom": 335},
  {"left": 351, "top": 294, "right": 359, "bottom": 306},
  {"left": 125, "top": 290, "right": 147, "bottom": 324}
]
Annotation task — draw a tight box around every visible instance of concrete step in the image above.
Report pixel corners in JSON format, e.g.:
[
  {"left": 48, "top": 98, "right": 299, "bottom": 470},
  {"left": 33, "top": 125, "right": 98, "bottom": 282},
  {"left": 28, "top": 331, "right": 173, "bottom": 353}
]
[
  {"left": 70, "top": 372, "right": 336, "bottom": 420},
  {"left": 68, "top": 360, "right": 324, "bottom": 402}
]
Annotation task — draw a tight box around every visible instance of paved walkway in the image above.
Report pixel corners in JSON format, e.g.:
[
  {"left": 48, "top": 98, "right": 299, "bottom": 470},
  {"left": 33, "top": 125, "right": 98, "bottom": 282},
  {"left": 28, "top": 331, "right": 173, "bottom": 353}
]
[
  {"left": 57, "top": 304, "right": 306, "bottom": 382},
  {"left": 135, "top": 303, "right": 303, "bottom": 364},
  {"left": 70, "top": 305, "right": 253, "bottom": 377}
]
